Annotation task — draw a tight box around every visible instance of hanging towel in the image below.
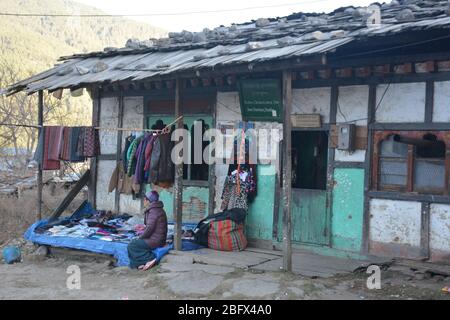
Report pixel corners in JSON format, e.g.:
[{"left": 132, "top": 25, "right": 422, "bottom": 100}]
[
  {"left": 82, "top": 127, "right": 100, "bottom": 157},
  {"left": 43, "top": 127, "right": 60, "bottom": 170},
  {"left": 69, "top": 127, "right": 85, "bottom": 162},
  {"left": 33, "top": 128, "right": 44, "bottom": 164},
  {"left": 59, "top": 127, "right": 70, "bottom": 161},
  {"left": 47, "top": 126, "right": 64, "bottom": 161}
]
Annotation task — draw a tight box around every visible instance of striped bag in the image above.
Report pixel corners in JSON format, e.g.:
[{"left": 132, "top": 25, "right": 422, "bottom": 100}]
[{"left": 207, "top": 219, "right": 248, "bottom": 251}]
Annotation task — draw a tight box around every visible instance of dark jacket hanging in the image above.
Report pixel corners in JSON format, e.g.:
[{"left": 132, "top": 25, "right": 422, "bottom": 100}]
[{"left": 157, "top": 133, "right": 175, "bottom": 183}]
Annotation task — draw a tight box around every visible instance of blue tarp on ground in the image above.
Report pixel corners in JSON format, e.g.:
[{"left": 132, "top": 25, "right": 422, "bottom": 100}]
[{"left": 23, "top": 202, "right": 203, "bottom": 267}]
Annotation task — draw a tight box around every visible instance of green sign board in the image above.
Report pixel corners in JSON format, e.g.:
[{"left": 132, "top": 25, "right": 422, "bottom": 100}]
[{"left": 238, "top": 79, "right": 282, "bottom": 122}]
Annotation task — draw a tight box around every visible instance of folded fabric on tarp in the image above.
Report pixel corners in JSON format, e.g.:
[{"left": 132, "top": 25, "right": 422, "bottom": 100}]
[{"left": 24, "top": 220, "right": 203, "bottom": 267}]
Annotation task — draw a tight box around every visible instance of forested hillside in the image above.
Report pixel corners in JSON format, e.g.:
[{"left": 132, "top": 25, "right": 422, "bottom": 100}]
[
  {"left": 1, "top": 0, "right": 166, "bottom": 71},
  {"left": 0, "top": 0, "right": 166, "bottom": 170}
]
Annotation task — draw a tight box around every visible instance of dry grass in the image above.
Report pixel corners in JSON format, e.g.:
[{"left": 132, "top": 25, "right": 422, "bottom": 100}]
[{"left": 0, "top": 184, "right": 87, "bottom": 245}]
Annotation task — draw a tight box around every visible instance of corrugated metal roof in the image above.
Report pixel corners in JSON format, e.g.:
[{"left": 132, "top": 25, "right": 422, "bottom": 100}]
[
  {"left": 14, "top": 37, "right": 353, "bottom": 93},
  {"left": 5, "top": 0, "right": 450, "bottom": 94}
]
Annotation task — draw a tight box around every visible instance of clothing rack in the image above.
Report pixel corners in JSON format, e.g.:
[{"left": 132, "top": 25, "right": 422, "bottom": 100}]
[{"left": 0, "top": 116, "right": 183, "bottom": 133}]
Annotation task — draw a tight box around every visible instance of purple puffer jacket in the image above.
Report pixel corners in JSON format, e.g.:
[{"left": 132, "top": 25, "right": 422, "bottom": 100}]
[{"left": 140, "top": 201, "right": 168, "bottom": 249}]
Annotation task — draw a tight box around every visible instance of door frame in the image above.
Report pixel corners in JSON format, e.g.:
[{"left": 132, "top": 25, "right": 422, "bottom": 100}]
[{"left": 289, "top": 126, "right": 332, "bottom": 247}]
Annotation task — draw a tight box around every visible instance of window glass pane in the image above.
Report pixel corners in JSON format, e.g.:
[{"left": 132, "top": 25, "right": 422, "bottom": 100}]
[
  {"left": 380, "top": 136, "right": 408, "bottom": 158},
  {"left": 379, "top": 159, "right": 407, "bottom": 186},
  {"left": 414, "top": 159, "right": 445, "bottom": 191}
]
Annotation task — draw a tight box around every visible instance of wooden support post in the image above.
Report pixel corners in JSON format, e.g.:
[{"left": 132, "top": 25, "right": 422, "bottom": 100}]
[
  {"left": 208, "top": 97, "right": 217, "bottom": 217},
  {"left": 281, "top": 70, "right": 293, "bottom": 272},
  {"left": 173, "top": 78, "right": 183, "bottom": 251},
  {"left": 37, "top": 90, "right": 44, "bottom": 221},
  {"left": 115, "top": 92, "right": 124, "bottom": 213},
  {"left": 88, "top": 88, "right": 100, "bottom": 207}
]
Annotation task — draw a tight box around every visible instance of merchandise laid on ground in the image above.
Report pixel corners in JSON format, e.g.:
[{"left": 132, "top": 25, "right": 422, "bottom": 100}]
[{"left": 24, "top": 201, "right": 200, "bottom": 266}]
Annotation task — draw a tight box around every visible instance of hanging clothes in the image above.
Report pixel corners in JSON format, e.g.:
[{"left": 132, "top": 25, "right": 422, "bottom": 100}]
[
  {"left": 227, "top": 164, "right": 257, "bottom": 202},
  {"left": 77, "top": 126, "right": 100, "bottom": 158},
  {"left": 108, "top": 161, "right": 133, "bottom": 195},
  {"left": 157, "top": 132, "right": 175, "bottom": 183},
  {"left": 69, "top": 127, "right": 85, "bottom": 162},
  {"left": 60, "top": 127, "right": 85, "bottom": 162},
  {"left": 47, "top": 126, "right": 64, "bottom": 161},
  {"left": 43, "top": 127, "right": 61, "bottom": 170},
  {"left": 149, "top": 135, "right": 161, "bottom": 184},
  {"left": 143, "top": 134, "right": 157, "bottom": 180},
  {"left": 134, "top": 134, "right": 152, "bottom": 185},
  {"left": 122, "top": 134, "right": 135, "bottom": 172},
  {"left": 127, "top": 135, "right": 143, "bottom": 177},
  {"left": 82, "top": 127, "right": 100, "bottom": 157},
  {"left": 59, "top": 127, "right": 70, "bottom": 161},
  {"left": 33, "top": 128, "right": 44, "bottom": 164},
  {"left": 221, "top": 174, "right": 249, "bottom": 212}
]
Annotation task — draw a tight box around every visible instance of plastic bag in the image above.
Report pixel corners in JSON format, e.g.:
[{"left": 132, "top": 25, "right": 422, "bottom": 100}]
[{"left": 2, "top": 246, "right": 21, "bottom": 264}]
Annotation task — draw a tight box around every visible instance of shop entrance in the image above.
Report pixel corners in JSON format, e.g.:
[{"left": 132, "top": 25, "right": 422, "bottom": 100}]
[
  {"left": 144, "top": 97, "right": 214, "bottom": 224},
  {"left": 290, "top": 130, "right": 330, "bottom": 246}
]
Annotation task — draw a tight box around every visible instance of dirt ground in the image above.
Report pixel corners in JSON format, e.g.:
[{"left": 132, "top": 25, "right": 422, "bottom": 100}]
[
  {"left": 0, "top": 240, "right": 449, "bottom": 300},
  {"left": 1, "top": 187, "right": 449, "bottom": 300},
  {"left": 0, "top": 183, "right": 86, "bottom": 245}
]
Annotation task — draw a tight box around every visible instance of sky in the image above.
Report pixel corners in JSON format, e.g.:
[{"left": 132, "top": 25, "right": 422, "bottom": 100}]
[{"left": 74, "top": 0, "right": 377, "bottom": 32}]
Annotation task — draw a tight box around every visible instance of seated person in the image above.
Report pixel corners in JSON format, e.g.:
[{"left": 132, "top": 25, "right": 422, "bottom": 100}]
[{"left": 127, "top": 190, "right": 168, "bottom": 270}]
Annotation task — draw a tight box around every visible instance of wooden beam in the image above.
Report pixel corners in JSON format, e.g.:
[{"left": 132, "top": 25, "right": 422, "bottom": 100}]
[
  {"left": 420, "top": 202, "right": 431, "bottom": 260},
  {"left": 114, "top": 92, "right": 124, "bottom": 213},
  {"left": 281, "top": 70, "right": 293, "bottom": 272},
  {"left": 37, "top": 90, "right": 44, "bottom": 221},
  {"left": 208, "top": 96, "right": 217, "bottom": 218},
  {"left": 173, "top": 78, "right": 183, "bottom": 251},
  {"left": 48, "top": 170, "right": 91, "bottom": 223},
  {"left": 88, "top": 88, "right": 100, "bottom": 207},
  {"left": 425, "top": 81, "right": 434, "bottom": 123},
  {"left": 361, "top": 84, "right": 377, "bottom": 255}
]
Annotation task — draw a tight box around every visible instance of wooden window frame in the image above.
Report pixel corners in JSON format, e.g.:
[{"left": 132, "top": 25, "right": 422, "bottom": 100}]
[{"left": 373, "top": 130, "right": 450, "bottom": 196}]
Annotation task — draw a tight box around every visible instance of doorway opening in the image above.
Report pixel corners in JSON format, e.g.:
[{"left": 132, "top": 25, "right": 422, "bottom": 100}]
[{"left": 291, "top": 131, "right": 328, "bottom": 190}]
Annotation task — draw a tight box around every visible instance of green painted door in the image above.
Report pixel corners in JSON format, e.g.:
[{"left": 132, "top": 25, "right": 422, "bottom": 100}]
[
  {"left": 292, "top": 189, "right": 329, "bottom": 244},
  {"left": 146, "top": 115, "right": 212, "bottom": 223},
  {"left": 291, "top": 131, "right": 330, "bottom": 246}
]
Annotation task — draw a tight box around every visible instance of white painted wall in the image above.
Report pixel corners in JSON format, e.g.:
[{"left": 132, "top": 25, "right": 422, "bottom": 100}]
[
  {"left": 99, "top": 97, "right": 119, "bottom": 155},
  {"left": 375, "top": 82, "right": 426, "bottom": 123},
  {"left": 369, "top": 199, "right": 421, "bottom": 247},
  {"left": 333, "top": 85, "right": 369, "bottom": 162},
  {"left": 292, "top": 87, "right": 331, "bottom": 123},
  {"left": 334, "top": 150, "right": 366, "bottom": 162},
  {"left": 216, "top": 91, "right": 242, "bottom": 121},
  {"left": 430, "top": 204, "right": 450, "bottom": 254},
  {"left": 96, "top": 160, "right": 116, "bottom": 211},
  {"left": 337, "top": 85, "right": 369, "bottom": 125},
  {"left": 433, "top": 81, "right": 450, "bottom": 122},
  {"left": 119, "top": 96, "right": 144, "bottom": 215}
]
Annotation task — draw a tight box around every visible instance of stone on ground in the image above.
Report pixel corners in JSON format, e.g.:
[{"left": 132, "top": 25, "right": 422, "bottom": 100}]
[
  {"left": 231, "top": 278, "right": 280, "bottom": 297},
  {"left": 160, "top": 262, "right": 235, "bottom": 275},
  {"left": 161, "top": 270, "right": 224, "bottom": 295}
]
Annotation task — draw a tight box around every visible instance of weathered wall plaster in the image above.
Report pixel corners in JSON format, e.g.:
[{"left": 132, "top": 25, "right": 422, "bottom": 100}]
[{"left": 375, "top": 83, "right": 426, "bottom": 123}]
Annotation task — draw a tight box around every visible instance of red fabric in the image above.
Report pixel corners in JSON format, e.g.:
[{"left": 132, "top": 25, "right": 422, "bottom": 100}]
[
  {"left": 47, "top": 126, "right": 63, "bottom": 161},
  {"left": 82, "top": 127, "right": 100, "bottom": 157},
  {"left": 208, "top": 220, "right": 247, "bottom": 251},
  {"left": 59, "top": 127, "right": 70, "bottom": 161},
  {"left": 43, "top": 127, "right": 60, "bottom": 170}
]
